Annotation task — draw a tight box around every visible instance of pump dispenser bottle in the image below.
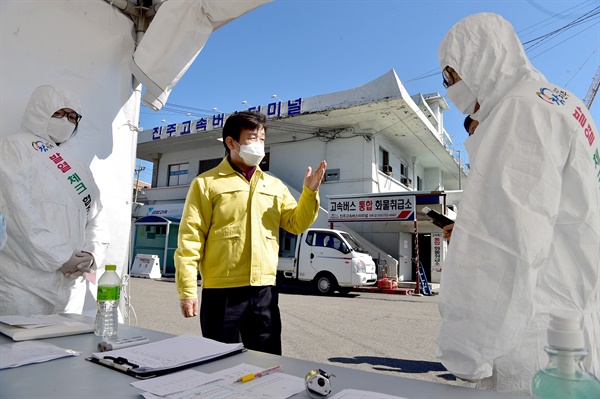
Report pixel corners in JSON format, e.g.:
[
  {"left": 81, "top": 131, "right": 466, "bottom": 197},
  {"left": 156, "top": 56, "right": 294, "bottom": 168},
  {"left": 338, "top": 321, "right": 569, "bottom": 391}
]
[{"left": 531, "top": 311, "right": 600, "bottom": 398}]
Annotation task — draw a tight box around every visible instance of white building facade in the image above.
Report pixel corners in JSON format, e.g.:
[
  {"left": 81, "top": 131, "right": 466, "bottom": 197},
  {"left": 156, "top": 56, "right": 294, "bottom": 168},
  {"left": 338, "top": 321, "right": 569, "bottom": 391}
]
[{"left": 134, "top": 70, "right": 467, "bottom": 283}]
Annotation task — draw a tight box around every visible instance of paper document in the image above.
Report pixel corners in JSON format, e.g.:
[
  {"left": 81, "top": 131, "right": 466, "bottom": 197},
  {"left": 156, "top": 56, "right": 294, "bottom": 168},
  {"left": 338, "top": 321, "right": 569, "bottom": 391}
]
[
  {"left": 0, "top": 314, "right": 77, "bottom": 328},
  {"left": 135, "top": 363, "right": 305, "bottom": 399},
  {"left": 91, "top": 333, "right": 244, "bottom": 373},
  {"left": 0, "top": 314, "right": 94, "bottom": 341},
  {"left": 131, "top": 370, "right": 220, "bottom": 396},
  {"left": 207, "top": 363, "right": 266, "bottom": 383},
  {"left": 329, "top": 389, "right": 408, "bottom": 399},
  {"left": 0, "top": 341, "right": 80, "bottom": 369}
]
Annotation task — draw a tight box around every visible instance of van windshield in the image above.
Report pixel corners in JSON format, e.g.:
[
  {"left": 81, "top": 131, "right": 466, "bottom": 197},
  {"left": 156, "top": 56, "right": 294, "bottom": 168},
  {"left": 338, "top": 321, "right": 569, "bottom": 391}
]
[{"left": 340, "top": 232, "right": 367, "bottom": 253}]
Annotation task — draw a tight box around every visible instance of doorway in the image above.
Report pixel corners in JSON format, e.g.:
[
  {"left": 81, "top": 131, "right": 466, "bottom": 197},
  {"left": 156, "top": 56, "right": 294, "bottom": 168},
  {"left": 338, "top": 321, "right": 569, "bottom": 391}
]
[{"left": 412, "top": 234, "right": 432, "bottom": 282}]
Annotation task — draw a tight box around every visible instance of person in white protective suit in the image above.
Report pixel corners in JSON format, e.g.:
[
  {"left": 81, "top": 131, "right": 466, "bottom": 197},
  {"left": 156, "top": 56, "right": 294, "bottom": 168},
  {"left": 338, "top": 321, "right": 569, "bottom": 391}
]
[
  {"left": 0, "top": 85, "right": 111, "bottom": 315},
  {"left": 436, "top": 13, "right": 600, "bottom": 395}
]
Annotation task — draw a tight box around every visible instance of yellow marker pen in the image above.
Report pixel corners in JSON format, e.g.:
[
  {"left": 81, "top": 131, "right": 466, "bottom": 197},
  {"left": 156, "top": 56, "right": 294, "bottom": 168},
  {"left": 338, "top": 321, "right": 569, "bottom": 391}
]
[{"left": 236, "top": 365, "right": 281, "bottom": 383}]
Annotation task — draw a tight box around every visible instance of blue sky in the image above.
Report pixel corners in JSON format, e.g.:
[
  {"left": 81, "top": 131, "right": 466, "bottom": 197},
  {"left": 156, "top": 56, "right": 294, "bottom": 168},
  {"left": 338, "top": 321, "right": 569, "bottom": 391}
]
[{"left": 136, "top": 0, "right": 600, "bottom": 184}]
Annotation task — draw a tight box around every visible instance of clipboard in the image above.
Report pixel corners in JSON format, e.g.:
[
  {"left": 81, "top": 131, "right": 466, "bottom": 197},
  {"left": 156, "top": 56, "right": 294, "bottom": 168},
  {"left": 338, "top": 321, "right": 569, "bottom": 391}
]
[
  {"left": 85, "top": 333, "right": 246, "bottom": 379},
  {"left": 85, "top": 348, "right": 245, "bottom": 379},
  {"left": 421, "top": 206, "right": 454, "bottom": 229}
]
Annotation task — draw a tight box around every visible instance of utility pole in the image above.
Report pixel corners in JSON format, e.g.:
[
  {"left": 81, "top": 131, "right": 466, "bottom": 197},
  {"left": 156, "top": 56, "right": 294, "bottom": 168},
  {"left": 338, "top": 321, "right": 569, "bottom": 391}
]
[
  {"left": 134, "top": 162, "right": 146, "bottom": 203},
  {"left": 583, "top": 65, "right": 600, "bottom": 109},
  {"left": 412, "top": 219, "right": 422, "bottom": 296}
]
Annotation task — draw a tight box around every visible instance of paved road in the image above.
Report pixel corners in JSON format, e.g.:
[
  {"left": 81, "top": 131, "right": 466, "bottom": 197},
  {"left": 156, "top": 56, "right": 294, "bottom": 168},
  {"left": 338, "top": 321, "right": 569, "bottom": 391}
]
[{"left": 125, "top": 277, "right": 458, "bottom": 386}]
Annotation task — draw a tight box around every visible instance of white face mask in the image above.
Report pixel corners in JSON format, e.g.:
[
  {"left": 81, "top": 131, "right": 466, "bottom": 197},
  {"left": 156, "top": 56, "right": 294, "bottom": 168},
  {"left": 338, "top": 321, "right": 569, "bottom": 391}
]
[
  {"left": 234, "top": 140, "right": 265, "bottom": 166},
  {"left": 446, "top": 80, "right": 477, "bottom": 115},
  {"left": 47, "top": 117, "right": 76, "bottom": 143}
]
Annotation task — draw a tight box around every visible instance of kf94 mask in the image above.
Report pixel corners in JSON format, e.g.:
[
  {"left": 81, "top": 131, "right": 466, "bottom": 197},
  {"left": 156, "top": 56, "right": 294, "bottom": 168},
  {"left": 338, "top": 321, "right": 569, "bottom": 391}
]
[
  {"left": 236, "top": 141, "right": 265, "bottom": 166},
  {"left": 47, "top": 117, "right": 76, "bottom": 144},
  {"left": 446, "top": 80, "right": 478, "bottom": 115}
]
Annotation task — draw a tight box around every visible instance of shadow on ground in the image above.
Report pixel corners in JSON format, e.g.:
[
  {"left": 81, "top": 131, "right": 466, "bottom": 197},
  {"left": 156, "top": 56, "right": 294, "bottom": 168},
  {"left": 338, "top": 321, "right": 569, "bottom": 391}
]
[
  {"left": 156, "top": 277, "right": 363, "bottom": 298},
  {"left": 276, "top": 282, "right": 361, "bottom": 298},
  {"left": 328, "top": 356, "right": 456, "bottom": 381}
]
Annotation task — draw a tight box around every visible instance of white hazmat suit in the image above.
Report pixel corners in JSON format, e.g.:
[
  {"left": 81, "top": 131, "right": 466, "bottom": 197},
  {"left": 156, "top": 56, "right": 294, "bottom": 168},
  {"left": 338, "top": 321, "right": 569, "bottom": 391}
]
[
  {"left": 437, "top": 13, "right": 600, "bottom": 395},
  {"left": 0, "top": 85, "right": 110, "bottom": 315}
]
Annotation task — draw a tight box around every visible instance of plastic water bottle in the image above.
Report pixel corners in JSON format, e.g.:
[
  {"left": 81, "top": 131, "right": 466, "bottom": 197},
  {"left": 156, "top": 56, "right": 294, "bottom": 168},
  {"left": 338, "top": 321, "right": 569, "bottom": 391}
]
[
  {"left": 94, "top": 265, "right": 121, "bottom": 337},
  {"left": 531, "top": 311, "right": 600, "bottom": 399}
]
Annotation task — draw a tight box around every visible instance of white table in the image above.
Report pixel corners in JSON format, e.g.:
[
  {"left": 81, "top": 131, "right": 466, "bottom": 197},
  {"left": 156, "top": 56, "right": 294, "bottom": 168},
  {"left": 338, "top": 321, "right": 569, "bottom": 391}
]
[{"left": 0, "top": 323, "right": 526, "bottom": 398}]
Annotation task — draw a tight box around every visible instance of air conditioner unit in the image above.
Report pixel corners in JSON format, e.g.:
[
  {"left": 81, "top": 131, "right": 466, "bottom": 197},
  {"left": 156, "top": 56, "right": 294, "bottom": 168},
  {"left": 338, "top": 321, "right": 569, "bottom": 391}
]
[
  {"left": 383, "top": 165, "right": 393, "bottom": 176},
  {"left": 324, "top": 168, "right": 340, "bottom": 181},
  {"left": 401, "top": 177, "right": 412, "bottom": 186}
]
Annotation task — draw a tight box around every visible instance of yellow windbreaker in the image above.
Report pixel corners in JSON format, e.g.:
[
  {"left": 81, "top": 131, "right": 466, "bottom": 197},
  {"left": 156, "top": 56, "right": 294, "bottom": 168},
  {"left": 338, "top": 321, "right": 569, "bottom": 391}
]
[{"left": 175, "top": 158, "right": 320, "bottom": 298}]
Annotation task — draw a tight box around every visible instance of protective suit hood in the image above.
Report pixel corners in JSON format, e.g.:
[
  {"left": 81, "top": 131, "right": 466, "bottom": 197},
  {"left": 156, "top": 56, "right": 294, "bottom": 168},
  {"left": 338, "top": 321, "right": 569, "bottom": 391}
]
[
  {"left": 438, "top": 13, "right": 546, "bottom": 122},
  {"left": 20, "top": 85, "right": 82, "bottom": 143}
]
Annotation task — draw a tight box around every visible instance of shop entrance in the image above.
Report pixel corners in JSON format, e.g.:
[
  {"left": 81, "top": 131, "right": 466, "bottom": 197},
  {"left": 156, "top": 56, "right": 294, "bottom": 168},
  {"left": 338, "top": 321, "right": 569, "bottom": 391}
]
[{"left": 412, "top": 233, "right": 432, "bottom": 282}]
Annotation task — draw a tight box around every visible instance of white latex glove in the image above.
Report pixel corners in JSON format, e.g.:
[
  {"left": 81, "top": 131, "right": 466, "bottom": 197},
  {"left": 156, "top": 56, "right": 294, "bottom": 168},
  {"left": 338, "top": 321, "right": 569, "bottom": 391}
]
[
  {"left": 59, "top": 251, "right": 95, "bottom": 279},
  {"left": 81, "top": 251, "right": 96, "bottom": 272}
]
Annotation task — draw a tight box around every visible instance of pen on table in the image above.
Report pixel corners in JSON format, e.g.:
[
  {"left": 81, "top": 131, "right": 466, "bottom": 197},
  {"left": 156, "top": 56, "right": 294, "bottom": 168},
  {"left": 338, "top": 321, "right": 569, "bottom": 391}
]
[
  {"left": 236, "top": 365, "right": 281, "bottom": 383},
  {"left": 97, "top": 336, "right": 149, "bottom": 351}
]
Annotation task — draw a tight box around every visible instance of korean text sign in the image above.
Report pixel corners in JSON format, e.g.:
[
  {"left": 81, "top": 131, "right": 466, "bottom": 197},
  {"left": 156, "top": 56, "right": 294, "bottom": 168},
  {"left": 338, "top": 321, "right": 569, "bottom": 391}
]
[{"left": 328, "top": 195, "right": 415, "bottom": 222}]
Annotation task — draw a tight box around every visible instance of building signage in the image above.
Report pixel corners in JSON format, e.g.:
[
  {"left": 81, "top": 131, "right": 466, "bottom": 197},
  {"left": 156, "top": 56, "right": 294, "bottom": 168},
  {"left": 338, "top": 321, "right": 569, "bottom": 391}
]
[
  {"left": 145, "top": 204, "right": 184, "bottom": 218},
  {"left": 150, "top": 98, "right": 303, "bottom": 141},
  {"left": 328, "top": 195, "right": 415, "bottom": 222},
  {"left": 432, "top": 232, "right": 443, "bottom": 272}
]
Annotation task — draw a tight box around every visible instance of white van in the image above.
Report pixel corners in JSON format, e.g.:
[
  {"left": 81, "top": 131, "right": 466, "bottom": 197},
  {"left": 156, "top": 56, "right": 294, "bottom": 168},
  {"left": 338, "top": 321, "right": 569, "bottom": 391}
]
[{"left": 278, "top": 228, "right": 377, "bottom": 295}]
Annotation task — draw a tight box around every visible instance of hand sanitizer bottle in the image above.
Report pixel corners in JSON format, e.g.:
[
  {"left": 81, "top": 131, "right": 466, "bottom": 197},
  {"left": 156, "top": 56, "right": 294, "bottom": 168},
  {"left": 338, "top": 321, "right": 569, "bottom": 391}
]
[{"left": 531, "top": 311, "right": 600, "bottom": 398}]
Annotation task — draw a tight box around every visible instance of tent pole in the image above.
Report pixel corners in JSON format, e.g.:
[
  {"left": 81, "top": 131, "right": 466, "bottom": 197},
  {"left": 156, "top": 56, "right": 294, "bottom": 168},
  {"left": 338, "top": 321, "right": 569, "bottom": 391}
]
[{"left": 164, "top": 221, "right": 171, "bottom": 276}]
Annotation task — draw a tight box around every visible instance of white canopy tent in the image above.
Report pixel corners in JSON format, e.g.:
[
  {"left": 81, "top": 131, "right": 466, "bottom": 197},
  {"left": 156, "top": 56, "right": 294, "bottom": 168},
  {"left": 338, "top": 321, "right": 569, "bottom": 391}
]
[{"left": 0, "top": 0, "right": 269, "bottom": 315}]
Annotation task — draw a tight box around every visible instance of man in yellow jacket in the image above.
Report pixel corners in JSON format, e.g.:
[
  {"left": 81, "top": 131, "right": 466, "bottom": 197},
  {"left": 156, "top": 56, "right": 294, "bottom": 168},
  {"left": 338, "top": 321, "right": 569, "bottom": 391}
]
[{"left": 175, "top": 111, "right": 326, "bottom": 355}]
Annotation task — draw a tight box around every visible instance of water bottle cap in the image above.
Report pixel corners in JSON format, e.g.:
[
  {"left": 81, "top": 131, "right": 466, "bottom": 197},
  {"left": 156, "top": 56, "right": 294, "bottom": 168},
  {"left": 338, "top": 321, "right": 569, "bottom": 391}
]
[
  {"left": 547, "top": 310, "right": 584, "bottom": 350},
  {"left": 105, "top": 265, "right": 117, "bottom": 271}
]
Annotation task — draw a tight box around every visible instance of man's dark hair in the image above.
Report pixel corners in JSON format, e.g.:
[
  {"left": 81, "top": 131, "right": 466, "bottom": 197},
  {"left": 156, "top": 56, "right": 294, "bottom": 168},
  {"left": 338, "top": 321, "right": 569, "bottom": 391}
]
[{"left": 222, "top": 111, "right": 267, "bottom": 154}]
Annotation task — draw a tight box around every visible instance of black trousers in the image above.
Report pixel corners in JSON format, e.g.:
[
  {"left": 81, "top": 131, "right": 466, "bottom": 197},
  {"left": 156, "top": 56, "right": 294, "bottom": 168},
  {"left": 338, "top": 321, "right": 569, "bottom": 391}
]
[{"left": 200, "top": 285, "right": 282, "bottom": 355}]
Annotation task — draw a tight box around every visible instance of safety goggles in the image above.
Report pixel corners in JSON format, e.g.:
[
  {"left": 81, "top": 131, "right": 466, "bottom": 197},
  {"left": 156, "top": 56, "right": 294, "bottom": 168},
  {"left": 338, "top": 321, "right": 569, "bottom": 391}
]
[
  {"left": 52, "top": 109, "right": 82, "bottom": 124},
  {"left": 442, "top": 66, "right": 455, "bottom": 88}
]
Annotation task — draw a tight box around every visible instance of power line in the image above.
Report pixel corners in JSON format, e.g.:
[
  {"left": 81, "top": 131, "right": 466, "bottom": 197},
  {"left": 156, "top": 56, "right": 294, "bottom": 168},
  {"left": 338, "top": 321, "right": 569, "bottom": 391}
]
[
  {"left": 523, "top": 6, "right": 600, "bottom": 52},
  {"left": 529, "top": 22, "right": 600, "bottom": 60},
  {"left": 563, "top": 45, "right": 600, "bottom": 88},
  {"left": 404, "top": 70, "right": 440, "bottom": 83},
  {"left": 518, "top": 0, "right": 595, "bottom": 37},
  {"left": 143, "top": 2, "right": 599, "bottom": 118},
  {"left": 403, "top": 2, "right": 599, "bottom": 85}
]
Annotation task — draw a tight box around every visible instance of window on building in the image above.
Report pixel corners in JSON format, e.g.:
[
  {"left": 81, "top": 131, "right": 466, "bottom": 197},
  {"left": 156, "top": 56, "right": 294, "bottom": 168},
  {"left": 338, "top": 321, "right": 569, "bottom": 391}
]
[
  {"left": 400, "top": 163, "right": 408, "bottom": 178},
  {"left": 417, "top": 176, "right": 423, "bottom": 190},
  {"left": 198, "top": 158, "right": 222, "bottom": 175},
  {"left": 144, "top": 225, "right": 167, "bottom": 239},
  {"left": 379, "top": 147, "right": 391, "bottom": 175},
  {"left": 168, "top": 163, "right": 188, "bottom": 186}
]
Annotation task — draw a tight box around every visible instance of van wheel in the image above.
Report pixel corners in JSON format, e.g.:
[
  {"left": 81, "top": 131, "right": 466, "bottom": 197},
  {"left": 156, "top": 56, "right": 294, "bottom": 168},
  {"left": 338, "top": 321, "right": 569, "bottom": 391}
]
[{"left": 315, "top": 273, "right": 337, "bottom": 295}]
